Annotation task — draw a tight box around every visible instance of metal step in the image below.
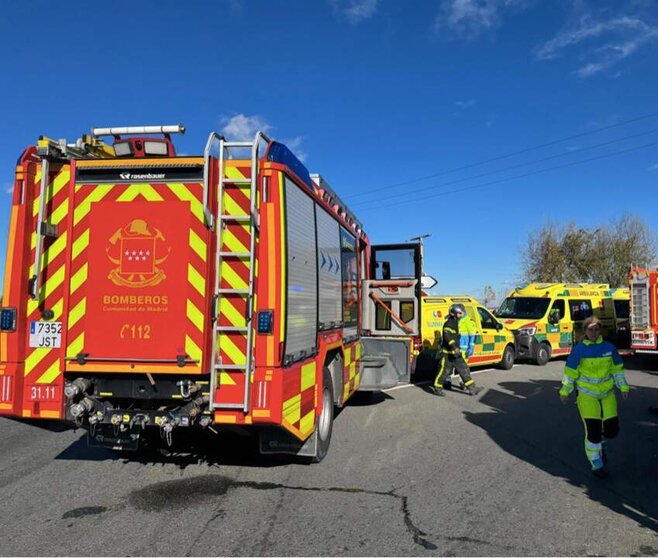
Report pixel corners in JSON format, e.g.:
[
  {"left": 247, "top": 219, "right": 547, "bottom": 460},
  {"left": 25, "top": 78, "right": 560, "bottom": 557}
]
[
  {"left": 223, "top": 178, "right": 251, "bottom": 185},
  {"left": 219, "top": 251, "right": 251, "bottom": 258},
  {"left": 216, "top": 288, "right": 250, "bottom": 294},
  {"left": 220, "top": 214, "right": 251, "bottom": 222},
  {"left": 215, "top": 325, "right": 249, "bottom": 332},
  {"left": 215, "top": 364, "right": 247, "bottom": 370}
]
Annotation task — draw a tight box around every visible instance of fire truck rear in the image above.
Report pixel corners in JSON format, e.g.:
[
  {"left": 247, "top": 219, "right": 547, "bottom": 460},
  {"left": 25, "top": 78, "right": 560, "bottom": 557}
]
[
  {"left": 629, "top": 264, "right": 658, "bottom": 353},
  {"left": 0, "top": 124, "right": 421, "bottom": 461}
]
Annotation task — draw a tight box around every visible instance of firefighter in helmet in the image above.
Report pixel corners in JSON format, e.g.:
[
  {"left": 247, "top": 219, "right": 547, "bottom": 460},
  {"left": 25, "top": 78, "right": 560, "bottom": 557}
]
[
  {"left": 559, "top": 316, "right": 629, "bottom": 478},
  {"left": 432, "top": 303, "right": 481, "bottom": 396}
]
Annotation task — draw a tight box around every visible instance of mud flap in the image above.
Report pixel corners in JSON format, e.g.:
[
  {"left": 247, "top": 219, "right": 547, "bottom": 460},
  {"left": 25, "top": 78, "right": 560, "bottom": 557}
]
[
  {"left": 259, "top": 427, "right": 317, "bottom": 457},
  {"left": 88, "top": 424, "right": 141, "bottom": 452}
]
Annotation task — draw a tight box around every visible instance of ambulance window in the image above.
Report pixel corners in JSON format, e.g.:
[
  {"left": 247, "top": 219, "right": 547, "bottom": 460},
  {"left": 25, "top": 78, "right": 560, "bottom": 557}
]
[
  {"left": 550, "top": 300, "right": 565, "bottom": 320},
  {"left": 614, "top": 299, "right": 630, "bottom": 319},
  {"left": 477, "top": 307, "right": 497, "bottom": 330},
  {"left": 600, "top": 298, "right": 614, "bottom": 319},
  {"left": 569, "top": 299, "right": 592, "bottom": 321},
  {"left": 400, "top": 301, "right": 414, "bottom": 323},
  {"left": 375, "top": 301, "right": 392, "bottom": 330}
]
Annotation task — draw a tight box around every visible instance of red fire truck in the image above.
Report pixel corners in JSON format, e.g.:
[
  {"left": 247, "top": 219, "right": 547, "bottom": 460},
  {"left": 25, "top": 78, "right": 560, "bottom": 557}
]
[
  {"left": 629, "top": 264, "right": 658, "bottom": 353},
  {"left": 0, "top": 125, "right": 422, "bottom": 461}
]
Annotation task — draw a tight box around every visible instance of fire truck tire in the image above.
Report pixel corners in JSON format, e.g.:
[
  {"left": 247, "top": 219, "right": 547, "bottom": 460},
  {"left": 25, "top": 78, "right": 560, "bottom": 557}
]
[
  {"left": 312, "top": 367, "right": 334, "bottom": 463},
  {"left": 499, "top": 344, "right": 515, "bottom": 370},
  {"left": 535, "top": 343, "right": 551, "bottom": 366}
]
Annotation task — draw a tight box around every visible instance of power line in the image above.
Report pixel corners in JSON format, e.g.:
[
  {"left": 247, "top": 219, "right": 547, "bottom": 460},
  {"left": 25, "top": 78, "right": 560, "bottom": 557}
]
[
  {"left": 350, "top": 126, "right": 658, "bottom": 208},
  {"left": 346, "top": 110, "right": 658, "bottom": 200},
  {"left": 356, "top": 139, "right": 658, "bottom": 213}
]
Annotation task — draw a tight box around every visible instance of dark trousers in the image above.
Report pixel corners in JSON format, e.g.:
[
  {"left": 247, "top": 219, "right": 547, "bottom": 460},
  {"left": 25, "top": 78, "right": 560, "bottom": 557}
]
[{"left": 434, "top": 353, "right": 473, "bottom": 388}]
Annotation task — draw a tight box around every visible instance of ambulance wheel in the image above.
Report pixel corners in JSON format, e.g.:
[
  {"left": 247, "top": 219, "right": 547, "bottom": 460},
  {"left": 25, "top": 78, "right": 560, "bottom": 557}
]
[
  {"left": 499, "top": 345, "right": 515, "bottom": 370},
  {"left": 535, "top": 343, "right": 551, "bottom": 366},
  {"left": 312, "top": 367, "right": 334, "bottom": 463}
]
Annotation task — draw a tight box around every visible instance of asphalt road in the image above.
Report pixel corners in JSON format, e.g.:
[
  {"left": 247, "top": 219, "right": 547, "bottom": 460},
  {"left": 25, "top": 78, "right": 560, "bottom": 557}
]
[{"left": 1, "top": 358, "right": 658, "bottom": 556}]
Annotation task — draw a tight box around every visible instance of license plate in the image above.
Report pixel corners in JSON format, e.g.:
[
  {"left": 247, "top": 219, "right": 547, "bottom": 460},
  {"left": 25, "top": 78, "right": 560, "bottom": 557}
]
[{"left": 29, "top": 321, "right": 62, "bottom": 348}]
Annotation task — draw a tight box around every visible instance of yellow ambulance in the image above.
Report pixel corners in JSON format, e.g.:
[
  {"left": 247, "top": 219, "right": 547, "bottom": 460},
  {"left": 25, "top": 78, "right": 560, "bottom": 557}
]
[
  {"left": 494, "top": 283, "right": 619, "bottom": 365},
  {"left": 418, "top": 295, "right": 517, "bottom": 374},
  {"left": 611, "top": 287, "right": 631, "bottom": 349}
]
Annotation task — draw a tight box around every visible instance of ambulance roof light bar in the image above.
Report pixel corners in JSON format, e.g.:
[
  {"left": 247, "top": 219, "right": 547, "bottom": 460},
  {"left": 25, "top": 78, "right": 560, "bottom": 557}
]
[{"left": 91, "top": 124, "right": 185, "bottom": 137}]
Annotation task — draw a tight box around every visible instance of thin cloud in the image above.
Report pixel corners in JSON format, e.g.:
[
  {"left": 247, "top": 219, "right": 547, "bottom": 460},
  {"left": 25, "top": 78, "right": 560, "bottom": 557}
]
[
  {"left": 4, "top": 183, "right": 12, "bottom": 195},
  {"left": 455, "top": 99, "right": 476, "bottom": 109},
  {"left": 435, "top": 0, "right": 527, "bottom": 37},
  {"left": 648, "top": 163, "right": 658, "bottom": 171},
  {"left": 536, "top": 15, "right": 658, "bottom": 77},
  {"left": 329, "top": 0, "right": 378, "bottom": 25},
  {"left": 283, "top": 136, "right": 308, "bottom": 163},
  {"left": 219, "top": 115, "right": 307, "bottom": 162},
  {"left": 220, "top": 114, "right": 272, "bottom": 141}
]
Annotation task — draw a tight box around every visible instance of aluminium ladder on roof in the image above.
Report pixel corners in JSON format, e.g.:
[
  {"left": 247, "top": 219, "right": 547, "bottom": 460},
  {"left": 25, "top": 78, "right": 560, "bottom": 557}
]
[{"left": 208, "top": 132, "right": 270, "bottom": 412}]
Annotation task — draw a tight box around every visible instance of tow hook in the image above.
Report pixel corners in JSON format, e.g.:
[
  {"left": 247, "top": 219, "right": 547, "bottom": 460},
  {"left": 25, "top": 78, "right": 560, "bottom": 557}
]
[{"left": 176, "top": 380, "right": 200, "bottom": 399}]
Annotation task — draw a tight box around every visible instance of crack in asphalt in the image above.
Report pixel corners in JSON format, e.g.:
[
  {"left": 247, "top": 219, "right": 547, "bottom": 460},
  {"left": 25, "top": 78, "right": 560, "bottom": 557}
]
[{"left": 128, "top": 474, "right": 438, "bottom": 552}]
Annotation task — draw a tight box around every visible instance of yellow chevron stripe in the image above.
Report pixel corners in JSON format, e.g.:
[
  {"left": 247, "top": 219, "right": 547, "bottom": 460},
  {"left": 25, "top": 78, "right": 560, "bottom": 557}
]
[
  {"left": 301, "top": 362, "right": 316, "bottom": 392},
  {"left": 186, "top": 300, "right": 204, "bottom": 333},
  {"left": 29, "top": 230, "right": 68, "bottom": 276},
  {"left": 170, "top": 183, "right": 204, "bottom": 223},
  {"left": 50, "top": 198, "right": 69, "bottom": 225},
  {"left": 282, "top": 394, "right": 301, "bottom": 424},
  {"left": 70, "top": 263, "right": 88, "bottom": 296},
  {"left": 184, "top": 335, "right": 202, "bottom": 362},
  {"left": 24, "top": 297, "right": 64, "bottom": 374},
  {"left": 68, "top": 298, "right": 86, "bottom": 329},
  {"left": 223, "top": 228, "right": 249, "bottom": 254},
  {"left": 299, "top": 409, "right": 316, "bottom": 437},
  {"left": 116, "top": 184, "right": 140, "bottom": 202},
  {"left": 32, "top": 168, "right": 70, "bottom": 217},
  {"left": 220, "top": 262, "right": 248, "bottom": 290},
  {"left": 219, "top": 371, "right": 237, "bottom": 386},
  {"left": 74, "top": 185, "right": 113, "bottom": 226},
  {"left": 27, "top": 264, "right": 66, "bottom": 311},
  {"left": 189, "top": 229, "right": 207, "bottom": 261},
  {"left": 187, "top": 264, "right": 205, "bottom": 296},
  {"left": 67, "top": 332, "right": 85, "bottom": 359},
  {"left": 219, "top": 297, "right": 245, "bottom": 327},
  {"left": 219, "top": 334, "right": 246, "bottom": 365},
  {"left": 72, "top": 229, "right": 90, "bottom": 261},
  {"left": 35, "top": 359, "right": 61, "bottom": 385}
]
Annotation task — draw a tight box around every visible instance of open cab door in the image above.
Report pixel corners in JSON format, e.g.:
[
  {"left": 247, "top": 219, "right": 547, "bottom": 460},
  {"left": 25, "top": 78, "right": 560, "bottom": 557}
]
[{"left": 359, "top": 243, "right": 421, "bottom": 389}]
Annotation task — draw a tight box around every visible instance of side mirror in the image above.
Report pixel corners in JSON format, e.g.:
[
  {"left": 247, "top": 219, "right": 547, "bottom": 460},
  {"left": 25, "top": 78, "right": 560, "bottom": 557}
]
[
  {"left": 548, "top": 313, "right": 560, "bottom": 325},
  {"left": 495, "top": 322, "right": 503, "bottom": 331}
]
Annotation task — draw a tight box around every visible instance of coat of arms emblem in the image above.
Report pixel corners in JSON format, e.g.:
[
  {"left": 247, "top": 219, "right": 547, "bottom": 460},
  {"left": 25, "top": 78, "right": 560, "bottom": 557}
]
[{"left": 106, "top": 219, "right": 170, "bottom": 287}]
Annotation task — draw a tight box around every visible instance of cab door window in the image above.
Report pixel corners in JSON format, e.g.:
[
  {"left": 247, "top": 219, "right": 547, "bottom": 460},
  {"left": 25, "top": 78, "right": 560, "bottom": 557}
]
[
  {"left": 549, "top": 299, "right": 565, "bottom": 321},
  {"left": 477, "top": 307, "right": 498, "bottom": 330}
]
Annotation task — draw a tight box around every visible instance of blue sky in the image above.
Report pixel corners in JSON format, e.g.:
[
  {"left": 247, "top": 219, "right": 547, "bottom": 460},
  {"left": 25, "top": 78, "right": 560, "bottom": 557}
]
[{"left": 1, "top": 0, "right": 658, "bottom": 303}]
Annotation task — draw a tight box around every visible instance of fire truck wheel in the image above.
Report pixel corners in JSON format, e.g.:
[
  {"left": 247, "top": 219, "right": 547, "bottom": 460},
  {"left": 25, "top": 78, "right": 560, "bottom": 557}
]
[
  {"left": 312, "top": 367, "right": 334, "bottom": 463},
  {"left": 535, "top": 343, "right": 551, "bottom": 366},
  {"left": 499, "top": 344, "right": 515, "bottom": 370}
]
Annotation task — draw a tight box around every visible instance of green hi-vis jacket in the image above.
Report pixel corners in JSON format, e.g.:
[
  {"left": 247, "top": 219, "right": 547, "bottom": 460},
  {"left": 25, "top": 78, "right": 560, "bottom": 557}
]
[{"left": 560, "top": 336, "right": 629, "bottom": 399}]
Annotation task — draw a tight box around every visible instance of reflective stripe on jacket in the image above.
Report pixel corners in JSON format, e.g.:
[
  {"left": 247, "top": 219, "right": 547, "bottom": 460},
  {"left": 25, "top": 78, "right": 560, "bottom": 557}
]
[
  {"left": 560, "top": 336, "right": 628, "bottom": 399},
  {"left": 459, "top": 315, "right": 477, "bottom": 356},
  {"left": 441, "top": 316, "right": 460, "bottom": 355}
]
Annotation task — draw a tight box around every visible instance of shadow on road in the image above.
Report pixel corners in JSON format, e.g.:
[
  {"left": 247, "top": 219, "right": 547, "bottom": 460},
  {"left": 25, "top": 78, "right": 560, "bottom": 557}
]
[
  {"left": 52, "top": 391, "right": 394, "bottom": 468},
  {"left": 624, "top": 354, "right": 658, "bottom": 374},
  {"left": 464, "top": 379, "right": 658, "bottom": 534}
]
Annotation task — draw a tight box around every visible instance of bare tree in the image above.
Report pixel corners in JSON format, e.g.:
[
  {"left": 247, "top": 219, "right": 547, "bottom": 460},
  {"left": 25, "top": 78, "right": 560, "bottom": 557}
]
[{"left": 521, "top": 214, "right": 656, "bottom": 287}]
